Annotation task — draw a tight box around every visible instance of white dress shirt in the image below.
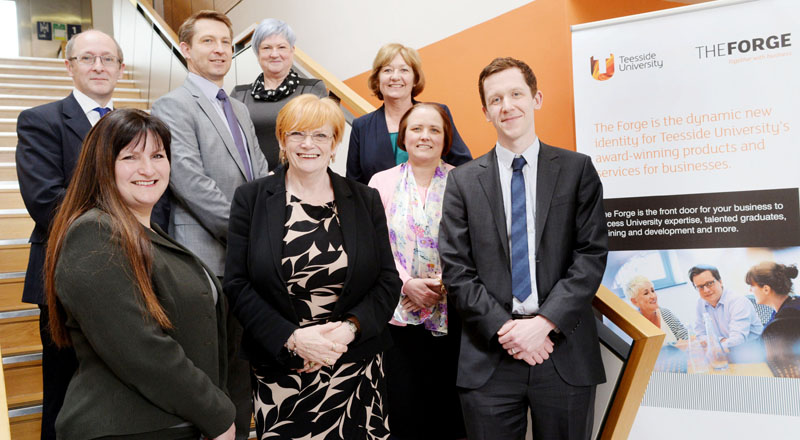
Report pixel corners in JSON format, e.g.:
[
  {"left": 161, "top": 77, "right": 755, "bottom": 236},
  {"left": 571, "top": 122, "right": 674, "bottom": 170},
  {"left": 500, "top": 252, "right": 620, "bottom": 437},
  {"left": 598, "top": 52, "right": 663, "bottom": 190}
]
[
  {"left": 496, "top": 139, "right": 540, "bottom": 315},
  {"left": 72, "top": 88, "right": 114, "bottom": 127}
]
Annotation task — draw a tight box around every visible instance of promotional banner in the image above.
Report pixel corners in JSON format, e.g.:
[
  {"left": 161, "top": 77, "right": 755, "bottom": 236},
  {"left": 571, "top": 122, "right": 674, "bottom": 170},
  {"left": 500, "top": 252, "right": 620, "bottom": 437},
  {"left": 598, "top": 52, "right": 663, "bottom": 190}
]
[{"left": 572, "top": 0, "right": 800, "bottom": 436}]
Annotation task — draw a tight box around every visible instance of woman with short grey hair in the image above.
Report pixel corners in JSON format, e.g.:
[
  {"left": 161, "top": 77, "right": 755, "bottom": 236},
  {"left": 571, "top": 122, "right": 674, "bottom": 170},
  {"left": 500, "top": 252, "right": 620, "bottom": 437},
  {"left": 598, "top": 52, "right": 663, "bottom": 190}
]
[{"left": 232, "top": 18, "right": 326, "bottom": 170}]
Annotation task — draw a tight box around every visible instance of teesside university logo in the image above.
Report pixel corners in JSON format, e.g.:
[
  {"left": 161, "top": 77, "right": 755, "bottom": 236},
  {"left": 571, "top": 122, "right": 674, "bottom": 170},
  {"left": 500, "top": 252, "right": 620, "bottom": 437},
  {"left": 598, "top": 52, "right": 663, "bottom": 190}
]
[{"left": 590, "top": 53, "right": 614, "bottom": 81}]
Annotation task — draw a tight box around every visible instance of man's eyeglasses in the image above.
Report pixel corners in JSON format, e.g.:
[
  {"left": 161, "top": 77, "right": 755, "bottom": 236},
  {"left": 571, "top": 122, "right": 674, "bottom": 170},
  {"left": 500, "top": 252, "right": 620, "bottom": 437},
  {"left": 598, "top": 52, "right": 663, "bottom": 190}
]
[
  {"left": 694, "top": 280, "right": 717, "bottom": 291},
  {"left": 286, "top": 131, "right": 333, "bottom": 145},
  {"left": 69, "top": 54, "right": 120, "bottom": 66}
]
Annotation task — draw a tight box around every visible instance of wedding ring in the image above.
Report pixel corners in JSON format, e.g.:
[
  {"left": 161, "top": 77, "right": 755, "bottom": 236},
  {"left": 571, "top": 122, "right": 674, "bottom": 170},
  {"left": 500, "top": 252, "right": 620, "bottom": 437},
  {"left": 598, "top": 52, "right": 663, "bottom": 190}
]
[
  {"left": 308, "top": 361, "right": 316, "bottom": 368},
  {"left": 332, "top": 342, "right": 338, "bottom": 351},
  {"left": 511, "top": 348, "right": 518, "bottom": 355},
  {"left": 324, "top": 357, "right": 332, "bottom": 365}
]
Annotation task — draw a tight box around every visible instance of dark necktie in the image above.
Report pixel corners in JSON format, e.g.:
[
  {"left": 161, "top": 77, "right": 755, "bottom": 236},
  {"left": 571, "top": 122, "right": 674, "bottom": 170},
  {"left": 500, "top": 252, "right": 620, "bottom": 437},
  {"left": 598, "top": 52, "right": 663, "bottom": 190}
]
[
  {"left": 94, "top": 107, "right": 111, "bottom": 117},
  {"left": 511, "top": 156, "right": 532, "bottom": 302},
  {"left": 216, "top": 89, "right": 253, "bottom": 181}
]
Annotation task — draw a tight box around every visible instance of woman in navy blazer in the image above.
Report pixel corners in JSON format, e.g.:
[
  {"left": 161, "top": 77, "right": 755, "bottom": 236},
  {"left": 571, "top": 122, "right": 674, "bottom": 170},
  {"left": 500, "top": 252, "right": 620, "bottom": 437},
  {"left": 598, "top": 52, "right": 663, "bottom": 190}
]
[{"left": 346, "top": 43, "right": 472, "bottom": 184}]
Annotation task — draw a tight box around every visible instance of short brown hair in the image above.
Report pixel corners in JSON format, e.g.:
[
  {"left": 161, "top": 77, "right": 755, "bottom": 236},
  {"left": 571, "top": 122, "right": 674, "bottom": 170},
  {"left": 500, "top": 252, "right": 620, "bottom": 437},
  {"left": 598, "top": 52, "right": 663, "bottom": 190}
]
[
  {"left": 275, "top": 94, "right": 345, "bottom": 164},
  {"left": 396, "top": 103, "right": 453, "bottom": 157},
  {"left": 478, "top": 57, "right": 538, "bottom": 107},
  {"left": 178, "top": 10, "right": 233, "bottom": 45},
  {"left": 368, "top": 43, "right": 425, "bottom": 100}
]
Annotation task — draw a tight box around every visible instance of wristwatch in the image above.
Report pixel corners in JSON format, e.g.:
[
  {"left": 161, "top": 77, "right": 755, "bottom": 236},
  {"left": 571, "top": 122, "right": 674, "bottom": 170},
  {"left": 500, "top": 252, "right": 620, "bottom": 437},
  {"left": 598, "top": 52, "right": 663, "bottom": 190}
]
[{"left": 344, "top": 319, "right": 358, "bottom": 335}]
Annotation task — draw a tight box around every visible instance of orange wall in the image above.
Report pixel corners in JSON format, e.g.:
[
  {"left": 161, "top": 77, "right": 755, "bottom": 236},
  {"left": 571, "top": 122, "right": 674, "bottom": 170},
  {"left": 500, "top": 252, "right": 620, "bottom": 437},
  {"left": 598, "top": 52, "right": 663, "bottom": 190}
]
[{"left": 343, "top": 0, "right": 697, "bottom": 158}]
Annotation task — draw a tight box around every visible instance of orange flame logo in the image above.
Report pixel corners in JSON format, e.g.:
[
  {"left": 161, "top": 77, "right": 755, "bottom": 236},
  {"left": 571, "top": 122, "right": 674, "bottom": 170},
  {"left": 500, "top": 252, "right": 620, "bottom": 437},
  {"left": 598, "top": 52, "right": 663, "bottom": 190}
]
[{"left": 591, "top": 54, "right": 614, "bottom": 81}]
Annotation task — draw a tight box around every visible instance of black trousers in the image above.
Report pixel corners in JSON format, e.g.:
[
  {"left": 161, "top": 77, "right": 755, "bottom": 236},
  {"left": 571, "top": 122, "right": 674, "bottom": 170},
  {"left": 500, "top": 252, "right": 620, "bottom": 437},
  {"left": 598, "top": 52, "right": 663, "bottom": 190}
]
[
  {"left": 458, "top": 356, "right": 596, "bottom": 440},
  {"left": 219, "top": 276, "right": 253, "bottom": 440},
  {"left": 384, "top": 319, "right": 465, "bottom": 440},
  {"left": 39, "top": 305, "right": 78, "bottom": 440}
]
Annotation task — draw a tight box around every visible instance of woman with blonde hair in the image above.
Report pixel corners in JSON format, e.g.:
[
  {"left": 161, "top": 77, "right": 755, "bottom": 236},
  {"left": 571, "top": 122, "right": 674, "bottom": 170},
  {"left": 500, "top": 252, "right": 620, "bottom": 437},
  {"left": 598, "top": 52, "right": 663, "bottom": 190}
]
[
  {"left": 346, "top": 43, "right": 471, "bottom": 184},
  {"left": 225, "top": 94, "right": 400, "bottom": 439},
  {"left": 625, "top": 276, "right": 687, "bottom": 345}
]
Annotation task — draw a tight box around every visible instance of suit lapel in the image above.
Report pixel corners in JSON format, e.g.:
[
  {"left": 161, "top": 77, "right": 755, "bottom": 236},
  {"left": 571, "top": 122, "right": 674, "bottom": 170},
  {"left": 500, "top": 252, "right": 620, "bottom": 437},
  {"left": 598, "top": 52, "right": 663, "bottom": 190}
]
[
  {"left": 184, "top": 80, "right": 249, "bottom": 180},
  {"left": 373, "top": 105, "right": 396, "bottom": 169},
  {"left": 330, "top": 172, "right": 356, "bottom": 301},
  {"left": 535, "top": 143, "right": 560, "bottom": 253},
  {"left": 264, "top": 169, "right": 289, "bottom": 286},
  {"left": 477, "top": 149, "right": 510, "bottom": 262},
  {"left": 62, "top": 93, "right": 91, "bottom": 148}
]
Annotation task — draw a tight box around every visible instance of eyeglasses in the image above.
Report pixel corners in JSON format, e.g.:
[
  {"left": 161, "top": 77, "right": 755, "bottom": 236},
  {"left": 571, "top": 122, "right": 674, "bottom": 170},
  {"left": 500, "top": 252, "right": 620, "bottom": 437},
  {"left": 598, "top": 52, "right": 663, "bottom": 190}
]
[
  {"left": 694, "top": 280, "right": 717, "bottom": 291},
  {"left": 69, "top": 54, "right": 120, "bottom": 66},
  {"left": 260, "top": 45, "right": 291, "bottom": 54},
  {"left": 286, "top": 131, "right": 332, "bottom": 145}
]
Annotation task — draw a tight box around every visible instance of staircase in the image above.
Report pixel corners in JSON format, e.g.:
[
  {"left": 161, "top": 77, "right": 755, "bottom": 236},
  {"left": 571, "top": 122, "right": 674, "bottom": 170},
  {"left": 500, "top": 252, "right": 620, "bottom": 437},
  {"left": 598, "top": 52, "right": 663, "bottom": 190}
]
[{"left": 0, "top": 56, "right": 145, "bottom": 440}]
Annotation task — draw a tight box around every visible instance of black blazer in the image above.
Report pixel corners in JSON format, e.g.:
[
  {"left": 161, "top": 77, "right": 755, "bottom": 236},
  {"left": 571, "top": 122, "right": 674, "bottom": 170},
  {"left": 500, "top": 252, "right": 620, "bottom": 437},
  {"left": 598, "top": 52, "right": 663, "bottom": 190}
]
[
  {"left": 224, "top": 167, "right": 401, "bottom": 368},
  {"left": 55, "top": 209, "right": 235, "bottom": 439},
  {"left": 345, "top": 102, "right": 473, "bottom": 184},
  {"left": 16, "top": 93, "right": 89, "bottom": 305},
  {"left": 439, "top": 143, "right": 608, "bottom": 389}
]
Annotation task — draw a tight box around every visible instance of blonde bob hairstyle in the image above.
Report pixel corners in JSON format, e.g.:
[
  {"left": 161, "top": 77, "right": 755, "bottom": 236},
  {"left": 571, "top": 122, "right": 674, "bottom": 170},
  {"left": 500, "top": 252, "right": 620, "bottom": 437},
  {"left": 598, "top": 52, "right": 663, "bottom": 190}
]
[
  {"left": 625, "top": 275, "right": 654, "bottom": 301},
  {"left": 367, "top": 43, "right": 425, "bottom": 100},
  {"left": 275, "top": 94, "right": 345, "bottom": 164}
]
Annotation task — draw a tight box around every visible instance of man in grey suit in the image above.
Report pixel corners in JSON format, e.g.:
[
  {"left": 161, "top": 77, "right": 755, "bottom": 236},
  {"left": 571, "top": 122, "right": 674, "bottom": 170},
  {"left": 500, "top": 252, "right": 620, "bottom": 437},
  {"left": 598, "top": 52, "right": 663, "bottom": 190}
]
[
  {"left": 151, "top": 10, "right": 268, "bottom": 440},
  {"left": 439, "top": 57, "right": 608, "bottom": 440}
]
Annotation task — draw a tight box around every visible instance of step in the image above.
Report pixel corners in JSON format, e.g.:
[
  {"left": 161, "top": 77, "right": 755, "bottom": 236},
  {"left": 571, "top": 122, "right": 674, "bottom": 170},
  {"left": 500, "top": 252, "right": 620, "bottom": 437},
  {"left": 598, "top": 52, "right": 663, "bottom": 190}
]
[
  {"left": 0, "top": 73, "right": 136, "bottom": 88},
  {"left": 0, "top": 83, "right": 142, "bottom": 100},
  {"left": 0, "top": 274, "right": 26, "bottom": 312},
  {"left": 0, "top": 106, "right": 28, "bottom": 118},
  {"left": 0, "top": 119, "right": 16, "bottom": 132},
  {"left": 0, "top": 162, "right": 15, "bottom": 180},
  {"left": 0, "top": 186, "right": 24, "bottom": 208},
  {"left": 0, "top": 94, "right": 148, "bottom": 109},
  {"left": 0, "top": 56, "right": 67, "bottom": 67},
  {"left": 0, "top": 209, "right": 32, "bottom": 240},
  {"left": 3, "top": 355, "right": 43, "bottom": 408},
  {"left": 0, "top": 240, "right": 30, "bottom": 273},
  {"left": 10, "top": 409, "right": 41, "bottom": 440},
  {"left": 0, "top": 64, "right": 135, "bottom": 80},
  {"left": 0, "top": 310, "right": 41, "bottom": 357}
]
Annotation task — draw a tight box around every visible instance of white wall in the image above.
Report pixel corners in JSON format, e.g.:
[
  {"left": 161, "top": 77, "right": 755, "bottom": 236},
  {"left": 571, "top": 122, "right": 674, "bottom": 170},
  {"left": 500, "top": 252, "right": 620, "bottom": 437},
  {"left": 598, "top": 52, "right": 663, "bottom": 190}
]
[{"left": 227, "top": 0, "right": 533, "bottom": 80}]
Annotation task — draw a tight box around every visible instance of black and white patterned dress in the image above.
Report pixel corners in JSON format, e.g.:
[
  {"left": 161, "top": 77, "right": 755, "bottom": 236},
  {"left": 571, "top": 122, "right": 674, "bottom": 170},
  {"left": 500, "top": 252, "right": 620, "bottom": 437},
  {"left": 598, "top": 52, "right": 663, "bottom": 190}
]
[{"left": 251, "top": 194, "right": 390, "bottom": 440}]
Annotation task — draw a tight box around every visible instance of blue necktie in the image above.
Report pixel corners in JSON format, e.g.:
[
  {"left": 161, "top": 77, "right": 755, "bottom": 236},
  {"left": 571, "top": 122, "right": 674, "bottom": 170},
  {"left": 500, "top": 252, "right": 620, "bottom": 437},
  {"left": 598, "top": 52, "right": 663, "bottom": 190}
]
[
  {"left": 511, "top": 156, "right": 532, "bottom": 302},
  {"left": 216, "top": 89, "right": 253, "bottom": 181},
  {"left": 94, "top": 107, "right": 111, "bottom": 117}
]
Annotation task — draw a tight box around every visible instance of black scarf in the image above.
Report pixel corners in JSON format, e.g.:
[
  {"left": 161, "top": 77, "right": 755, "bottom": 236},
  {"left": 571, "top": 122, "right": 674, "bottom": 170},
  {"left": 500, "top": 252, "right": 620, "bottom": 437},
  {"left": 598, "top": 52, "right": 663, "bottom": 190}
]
[{"left": 251, "top": 69, "right": 300, "bottom": 102}]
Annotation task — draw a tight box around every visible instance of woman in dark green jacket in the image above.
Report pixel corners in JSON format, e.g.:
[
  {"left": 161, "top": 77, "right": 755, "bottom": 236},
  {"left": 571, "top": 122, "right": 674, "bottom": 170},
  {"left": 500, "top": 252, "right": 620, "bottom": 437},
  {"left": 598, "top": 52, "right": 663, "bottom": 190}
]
[{"left": 44, "top": 109, "right": 235, "bottom": 440}]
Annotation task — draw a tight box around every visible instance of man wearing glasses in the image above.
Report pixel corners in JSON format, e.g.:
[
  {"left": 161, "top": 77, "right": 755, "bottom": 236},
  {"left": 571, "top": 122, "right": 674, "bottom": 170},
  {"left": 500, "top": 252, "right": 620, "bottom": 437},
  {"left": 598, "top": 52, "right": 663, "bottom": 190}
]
[
  {"left": 689, "top": 265, "right": 763, "bottom": 351},
  {"left": 15, "top": 29, "right": 124, "bottom": 440}
]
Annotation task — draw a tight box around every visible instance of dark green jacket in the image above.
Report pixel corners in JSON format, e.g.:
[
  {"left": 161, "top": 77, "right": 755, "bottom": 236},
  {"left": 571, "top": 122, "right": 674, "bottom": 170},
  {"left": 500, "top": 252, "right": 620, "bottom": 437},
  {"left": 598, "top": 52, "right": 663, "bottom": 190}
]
[{"left": 54, "top": 209, "right": 235, "bottom": 439}]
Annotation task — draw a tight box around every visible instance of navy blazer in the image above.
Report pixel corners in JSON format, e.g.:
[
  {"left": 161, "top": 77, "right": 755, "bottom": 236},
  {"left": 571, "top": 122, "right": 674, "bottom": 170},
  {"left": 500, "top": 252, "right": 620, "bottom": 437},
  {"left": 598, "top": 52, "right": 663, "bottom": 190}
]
[
  {"left": 224, "top": 167, "right": 401, "bottom": 369},
  {"left": 16, "top": 93, "right": 89, "bottom": 305},
  {"left": 346, "top": 102, "right": 473, "bottom": 184}
]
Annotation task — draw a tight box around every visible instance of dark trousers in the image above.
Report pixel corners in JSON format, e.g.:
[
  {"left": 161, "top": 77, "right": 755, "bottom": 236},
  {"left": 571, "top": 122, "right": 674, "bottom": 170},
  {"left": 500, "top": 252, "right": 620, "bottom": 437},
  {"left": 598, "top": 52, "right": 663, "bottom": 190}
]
[
  {"left": 221, "top": 278, "right": 253, "bottom": 440},
  {"left": 384, "top": 319, "right": 465, "bottom": 440},
  {"left": 458, "top": 356, "right": 595, "bottom": 440},
  {"left": 39, "top": 305, "right": 78, "bottom": 440}
]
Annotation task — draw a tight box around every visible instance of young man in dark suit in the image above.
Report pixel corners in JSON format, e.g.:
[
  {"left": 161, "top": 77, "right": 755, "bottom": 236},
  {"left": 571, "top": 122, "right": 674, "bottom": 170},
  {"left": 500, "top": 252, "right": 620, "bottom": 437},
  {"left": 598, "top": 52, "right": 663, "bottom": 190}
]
[
  {"left": 15, "top": 29, "right": 125, "bottom": 440},
  {"left": 439, "top": 57, "right": 608, "bottom": 440}
]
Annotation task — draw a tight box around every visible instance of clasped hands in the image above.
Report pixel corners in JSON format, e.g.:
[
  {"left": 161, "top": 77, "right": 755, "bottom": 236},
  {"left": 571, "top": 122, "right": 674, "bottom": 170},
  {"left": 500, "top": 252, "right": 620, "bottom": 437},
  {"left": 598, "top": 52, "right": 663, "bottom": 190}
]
[
  {"left": 497, "top": 315, "right": 556, "bottom": 366},
  {"left": 401, "top": 277, "right": 445, "bottom": 312},
  {"left": 286, "top": 321, "right": 354, "bottom": 373}
]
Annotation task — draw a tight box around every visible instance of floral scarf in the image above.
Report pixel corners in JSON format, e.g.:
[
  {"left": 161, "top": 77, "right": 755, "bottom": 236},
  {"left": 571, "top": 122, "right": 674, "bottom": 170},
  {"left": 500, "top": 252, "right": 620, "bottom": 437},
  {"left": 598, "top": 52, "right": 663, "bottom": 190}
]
[
  {"left": 388, "top": 161, "right": 449, "bottom": 335},
  {"left": 250, "top": 69, "right": 300, "bottom": 102}
]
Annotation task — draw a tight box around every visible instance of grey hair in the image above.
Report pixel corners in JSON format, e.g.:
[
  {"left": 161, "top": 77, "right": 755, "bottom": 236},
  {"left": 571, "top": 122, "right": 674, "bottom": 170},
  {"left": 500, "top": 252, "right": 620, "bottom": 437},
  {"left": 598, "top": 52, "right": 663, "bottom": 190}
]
[
  {"left": 65, "top": 30, "right": 124, "bottom": 63},
  {"left": 625, "top": 275, "right": 653, "bottom": 300},
  {"left": 251, "top": 18, "right": 296, "bottom": 55}
]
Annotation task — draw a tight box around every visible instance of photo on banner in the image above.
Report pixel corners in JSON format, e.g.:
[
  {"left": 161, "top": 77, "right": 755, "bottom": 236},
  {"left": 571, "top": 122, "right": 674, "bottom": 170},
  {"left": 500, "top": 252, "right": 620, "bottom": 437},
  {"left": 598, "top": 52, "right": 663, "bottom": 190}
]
[{"left": 572, "top": 0, "right": 800, "bottom": 428}]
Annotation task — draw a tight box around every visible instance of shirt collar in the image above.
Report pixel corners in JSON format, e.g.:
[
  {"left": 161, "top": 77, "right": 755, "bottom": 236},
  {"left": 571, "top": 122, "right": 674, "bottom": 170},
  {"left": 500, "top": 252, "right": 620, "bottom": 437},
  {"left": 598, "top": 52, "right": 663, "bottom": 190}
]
[
  {"left": 495, "top": 137, "right": 540, "bottom": 170},
  {"left": 72, "top": 88, "right": 114, "bottom": 114},
  {"left": 188, "top": 72, "right": 224, "bottom": 103}
]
